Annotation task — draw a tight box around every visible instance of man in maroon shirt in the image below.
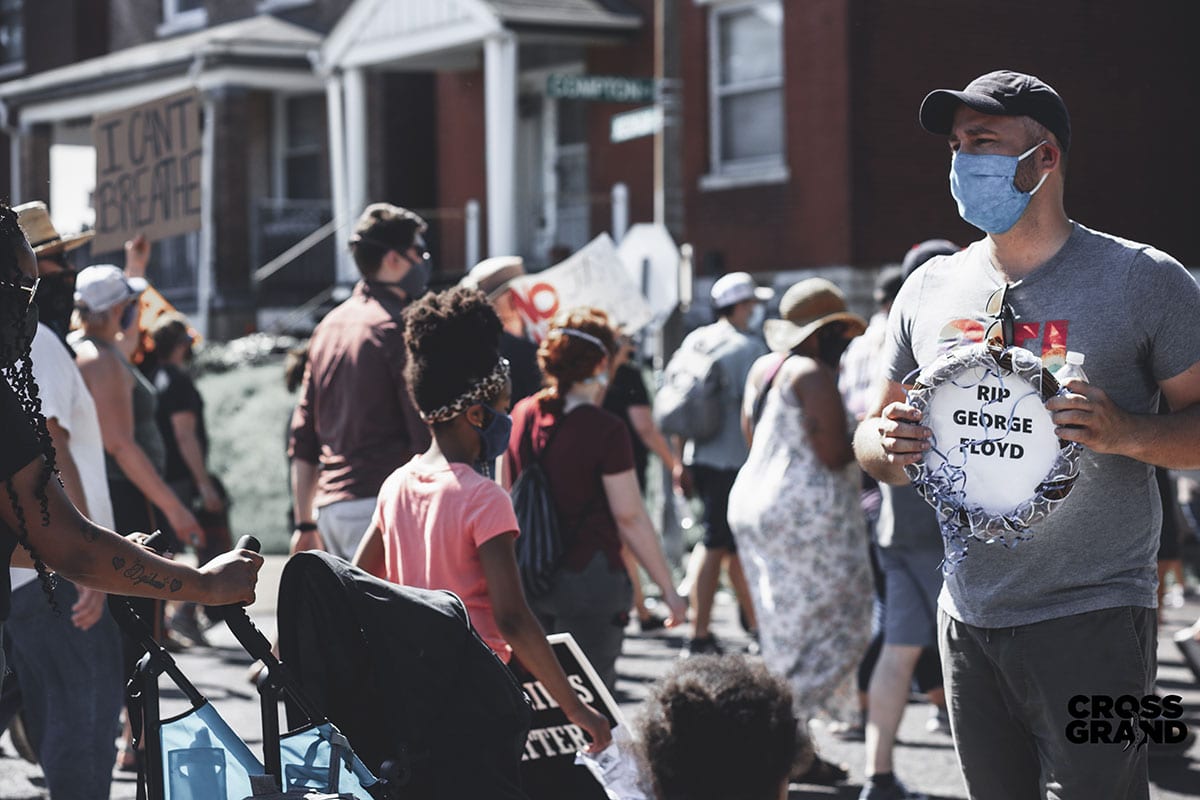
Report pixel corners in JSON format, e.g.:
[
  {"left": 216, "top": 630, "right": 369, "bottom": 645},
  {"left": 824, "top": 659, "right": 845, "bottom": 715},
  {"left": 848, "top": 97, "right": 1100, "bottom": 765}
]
[{"left": 289, "top": 204, "right": 432, "bottom": 559}]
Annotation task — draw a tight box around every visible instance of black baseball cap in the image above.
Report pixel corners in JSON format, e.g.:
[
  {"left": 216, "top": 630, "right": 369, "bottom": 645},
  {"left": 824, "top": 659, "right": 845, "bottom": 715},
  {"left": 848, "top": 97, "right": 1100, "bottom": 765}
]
[
  {"left": 901, "top": 238, "right": 960, "bottom": 281},
  {"left": 919, "top": 70, "right": 1071, "bottom": 152}
]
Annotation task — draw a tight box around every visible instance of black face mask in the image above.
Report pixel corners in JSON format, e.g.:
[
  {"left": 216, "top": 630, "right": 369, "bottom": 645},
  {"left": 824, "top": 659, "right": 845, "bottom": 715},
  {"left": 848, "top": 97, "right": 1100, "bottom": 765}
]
[
  {"left": 0, "top": 293, "right": 39, "bottom": 367},
  {"left": 33, "top": 270, "right": 75, "bottom": 340}
]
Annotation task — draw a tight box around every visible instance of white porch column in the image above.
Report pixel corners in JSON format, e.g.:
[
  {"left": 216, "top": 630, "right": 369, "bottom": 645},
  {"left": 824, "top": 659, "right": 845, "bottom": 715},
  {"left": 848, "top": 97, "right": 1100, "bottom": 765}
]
[
  {"left": 325, "top": 72, "right": 355, "bottom": 284},
  {"left": 343, "top": 66, "right": 369, "bottom": 227},
  {"left": 196, "top": 93, "right": 217, "bottom": 339},
  {"left": 484, "top": 33, "right": 517, "bottom": 257}
]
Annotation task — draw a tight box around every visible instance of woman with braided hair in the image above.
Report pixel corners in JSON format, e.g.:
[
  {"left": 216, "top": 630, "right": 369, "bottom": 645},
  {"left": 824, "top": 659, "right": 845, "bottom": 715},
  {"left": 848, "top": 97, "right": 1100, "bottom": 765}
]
[
  {"left": 0, "top": 202, "right": 262, "bottom": 683},
  {"left": 353, "top": 286, "right": 612, "bottom": 751}
]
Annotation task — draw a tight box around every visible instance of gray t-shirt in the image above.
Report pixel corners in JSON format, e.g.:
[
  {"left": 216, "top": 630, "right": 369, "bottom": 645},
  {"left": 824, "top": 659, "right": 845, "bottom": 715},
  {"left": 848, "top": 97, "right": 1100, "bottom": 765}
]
[
  {"left": 884, "top": 222, "right": 1200, "bottom": 628},
  {"left": 683, "top": 319, "right": 768, "bottom": 471}
]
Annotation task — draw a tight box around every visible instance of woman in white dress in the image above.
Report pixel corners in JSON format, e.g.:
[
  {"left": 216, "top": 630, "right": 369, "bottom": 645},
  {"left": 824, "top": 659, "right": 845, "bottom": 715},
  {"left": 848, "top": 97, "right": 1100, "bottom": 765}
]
[{"left": 728, "top": 278, "right": 874, "bottom": 783}]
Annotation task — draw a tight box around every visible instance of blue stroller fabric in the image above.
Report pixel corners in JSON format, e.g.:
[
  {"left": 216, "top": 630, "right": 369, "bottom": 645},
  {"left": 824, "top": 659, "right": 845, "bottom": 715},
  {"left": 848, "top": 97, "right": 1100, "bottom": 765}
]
[
  {"left": 279, "top": 721, "right": 377, "bottom": 799},
  {"left": 160, "top": 701, "right": 263, "bottom": 800}
]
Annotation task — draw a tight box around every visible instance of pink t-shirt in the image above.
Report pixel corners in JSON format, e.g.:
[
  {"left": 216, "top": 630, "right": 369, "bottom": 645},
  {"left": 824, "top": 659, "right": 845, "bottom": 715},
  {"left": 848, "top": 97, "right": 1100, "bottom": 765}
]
[{"left": 372, "top": 458, "right": 519, "bottom": 660}]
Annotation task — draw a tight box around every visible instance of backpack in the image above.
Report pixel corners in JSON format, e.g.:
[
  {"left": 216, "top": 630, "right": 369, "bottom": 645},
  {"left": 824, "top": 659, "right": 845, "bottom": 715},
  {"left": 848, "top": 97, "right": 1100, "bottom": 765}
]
[
  {"left": 511, "top": 413, "right": 599, "bottom": 600},
  {"left": 511, "top": 451, "right": 564, "bottom": 600},
  {"left": 277, "top": 551, "right": 532, "bottom": 800},
  {"left": 653, "top": 337, "right": 725, "bottom": 442}
]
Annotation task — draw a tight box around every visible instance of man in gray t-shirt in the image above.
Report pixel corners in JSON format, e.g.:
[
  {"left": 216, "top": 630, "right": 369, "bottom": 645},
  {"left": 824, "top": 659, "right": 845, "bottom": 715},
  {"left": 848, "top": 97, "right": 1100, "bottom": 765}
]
[
  {"left": 675, "top": 272, "right": 771, "bottom": 658},
  {"left": 855, "top": 71, "right": 1200, "bottom": 800}
]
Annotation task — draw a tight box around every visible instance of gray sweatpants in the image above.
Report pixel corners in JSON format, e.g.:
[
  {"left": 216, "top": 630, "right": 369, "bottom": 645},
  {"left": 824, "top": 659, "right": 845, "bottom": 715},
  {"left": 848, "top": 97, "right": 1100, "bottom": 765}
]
[{"left": 939, "top": 606, "right": 1156, "bottom": 800}]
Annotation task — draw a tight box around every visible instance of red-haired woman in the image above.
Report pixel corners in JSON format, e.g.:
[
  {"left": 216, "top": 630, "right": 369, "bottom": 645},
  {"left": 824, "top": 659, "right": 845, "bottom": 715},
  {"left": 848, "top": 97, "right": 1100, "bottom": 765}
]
[{"left": 503, "top": 309, "right": 686, "bottom": 691}]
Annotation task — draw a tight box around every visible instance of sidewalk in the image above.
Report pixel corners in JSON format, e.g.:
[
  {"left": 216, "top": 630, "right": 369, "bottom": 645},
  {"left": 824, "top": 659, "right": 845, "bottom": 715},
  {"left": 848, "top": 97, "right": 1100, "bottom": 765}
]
[{"left": 2, "top": 556, "right": 1199, "bottom": 798}]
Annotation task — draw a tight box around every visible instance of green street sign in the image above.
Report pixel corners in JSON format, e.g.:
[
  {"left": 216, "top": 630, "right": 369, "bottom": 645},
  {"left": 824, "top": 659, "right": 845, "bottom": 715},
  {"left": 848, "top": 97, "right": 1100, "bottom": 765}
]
[{"left": 546, "top": 74, "right": 656, "bottom": 104}]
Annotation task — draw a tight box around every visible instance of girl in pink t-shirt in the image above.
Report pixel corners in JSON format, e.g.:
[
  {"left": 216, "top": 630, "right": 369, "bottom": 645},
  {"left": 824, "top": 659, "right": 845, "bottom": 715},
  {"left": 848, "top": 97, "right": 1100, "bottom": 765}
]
[{"left": 353, "top": 286, "right": 610, "bottom": 753}]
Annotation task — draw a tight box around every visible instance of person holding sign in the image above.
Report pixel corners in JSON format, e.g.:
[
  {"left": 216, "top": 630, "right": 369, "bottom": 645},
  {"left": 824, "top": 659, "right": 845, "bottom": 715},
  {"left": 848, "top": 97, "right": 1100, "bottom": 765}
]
[
  {"left": 854, "top": 71, "right": 1200, "bottom": 799},
  {"left": 352, "top": 287, "right": 612, "bottom": 752}
]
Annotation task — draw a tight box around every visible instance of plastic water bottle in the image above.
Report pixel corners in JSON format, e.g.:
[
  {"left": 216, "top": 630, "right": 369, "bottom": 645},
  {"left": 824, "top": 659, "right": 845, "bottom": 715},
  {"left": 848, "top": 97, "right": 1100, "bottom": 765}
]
[{"left": 1056, "top": 351, "right": 1088, "bottom": 388}]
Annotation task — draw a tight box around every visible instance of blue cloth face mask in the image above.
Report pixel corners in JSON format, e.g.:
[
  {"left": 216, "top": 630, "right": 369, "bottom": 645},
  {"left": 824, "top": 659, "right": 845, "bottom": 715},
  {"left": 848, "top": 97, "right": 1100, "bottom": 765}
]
[
  {"left": 473, "top": 404, "right": 513, "bottom": 464},
  {"left": 949, "top": 140, "right": 1048, "bottom": 234}
]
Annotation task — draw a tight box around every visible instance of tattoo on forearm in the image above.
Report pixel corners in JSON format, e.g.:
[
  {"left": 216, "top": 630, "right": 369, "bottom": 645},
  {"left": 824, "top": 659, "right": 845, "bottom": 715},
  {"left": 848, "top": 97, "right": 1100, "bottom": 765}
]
[
  {"left": 80, "top": 519, "right": 97, "bottom": 543},
  {"left": 111, "top": 556, "right": 183, "bottom": 593}
]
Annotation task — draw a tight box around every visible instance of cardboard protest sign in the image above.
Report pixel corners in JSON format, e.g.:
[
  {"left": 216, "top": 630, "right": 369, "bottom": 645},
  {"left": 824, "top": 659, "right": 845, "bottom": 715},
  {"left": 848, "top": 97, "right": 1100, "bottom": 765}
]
[
  {"left": 508, "top": 234, "right": 654, "bottom": 342},
  {"left": 92, "top": 92, "right": 204, "bottom": 254},
  {"left": 510, "top": 633, "right": 627, "bottom": 800}
]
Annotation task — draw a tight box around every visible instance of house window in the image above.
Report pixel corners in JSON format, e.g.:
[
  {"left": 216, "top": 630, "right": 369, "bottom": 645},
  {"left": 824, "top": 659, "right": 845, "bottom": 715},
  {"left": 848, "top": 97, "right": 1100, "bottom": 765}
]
[
  {"left": 160, "top": 0, "right": 207, "bottom": 35},
  {"left": 275, "top": 94, "right": 325, "bottom": 200},
  {"left": 705, "top": 0, "right": 787, "bottom": 189},
  {"left": 0, "top": 0, "right": 24, "bottom": 72}
]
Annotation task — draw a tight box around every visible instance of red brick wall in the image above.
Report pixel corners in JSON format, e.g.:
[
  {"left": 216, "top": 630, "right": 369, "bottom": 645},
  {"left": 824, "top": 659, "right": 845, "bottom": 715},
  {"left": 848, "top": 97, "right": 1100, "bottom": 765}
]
[
  {"left": 681, "top": 0, "right": 854, "bottom": 276},
  {"left": 848, "top": 0, "right": 1199, "bottom": 267},
  {"left": 586, "top": 0, "right": 656, "bottom": 239},
  {"left": 435, "top": 70, "right": 487, "bottom": 273}
]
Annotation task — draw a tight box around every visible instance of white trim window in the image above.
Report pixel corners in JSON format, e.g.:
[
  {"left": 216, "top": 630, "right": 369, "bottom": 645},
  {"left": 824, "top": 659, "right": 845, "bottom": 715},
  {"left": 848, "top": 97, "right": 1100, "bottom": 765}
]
[
  {"left": 274, "top": 93, "right": 325, "bottom": 200},
  {"left": 704, "top": 0, "right": 787, "bottom": 189},
  {"left": 0, "top": 0, "right": 24, "bottom": 77},
  {"left": 159, "top": 0, "right": 207, "bottom": 36}
]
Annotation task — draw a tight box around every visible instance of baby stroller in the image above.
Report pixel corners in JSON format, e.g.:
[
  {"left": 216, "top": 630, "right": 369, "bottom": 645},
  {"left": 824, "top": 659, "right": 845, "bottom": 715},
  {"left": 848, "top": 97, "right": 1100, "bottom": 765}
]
[
  {"left": 109, "top": 534, "right": 385, "bottom": 800},
  {"left": 268, "top": 551, "right": 534, "bottom": 800}
]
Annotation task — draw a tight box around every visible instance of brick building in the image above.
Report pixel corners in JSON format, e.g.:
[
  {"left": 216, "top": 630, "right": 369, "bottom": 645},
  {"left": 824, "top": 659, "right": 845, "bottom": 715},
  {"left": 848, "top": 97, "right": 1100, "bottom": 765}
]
[{"left": 0, "top": 0, "right": 1195, "bottom": 338}]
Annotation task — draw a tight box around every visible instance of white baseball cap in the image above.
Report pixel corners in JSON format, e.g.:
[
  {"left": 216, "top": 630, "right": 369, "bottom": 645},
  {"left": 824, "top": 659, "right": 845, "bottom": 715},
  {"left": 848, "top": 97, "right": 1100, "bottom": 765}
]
[
  {"left": 74, "top": 265, "right": 148, "bottom": 312},
  {"left": 710, "top": 272, "right": 774, "bottom": 308}
]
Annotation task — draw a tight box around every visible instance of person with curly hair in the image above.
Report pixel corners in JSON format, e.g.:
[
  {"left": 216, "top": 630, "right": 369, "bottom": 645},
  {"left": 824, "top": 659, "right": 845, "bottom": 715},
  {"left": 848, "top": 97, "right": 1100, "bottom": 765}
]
[
  {"left": 639, "top": 654, "right": 803, "bottom": 800},
  {"left": 0, "top": 201, "right": 262, "bottom": 678},
  {"left": 503, "top": 308, "right": 687, "bottom": 692},
  {"left": 352, "top": 287, "right": 612, "bottom": 752}
]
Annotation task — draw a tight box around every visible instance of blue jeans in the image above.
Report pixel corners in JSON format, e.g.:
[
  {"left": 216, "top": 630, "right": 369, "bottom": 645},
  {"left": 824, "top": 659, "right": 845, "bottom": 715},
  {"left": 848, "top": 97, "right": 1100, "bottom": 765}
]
[{"left": 5, "top": 580, "right": 124, "bottom": 800}]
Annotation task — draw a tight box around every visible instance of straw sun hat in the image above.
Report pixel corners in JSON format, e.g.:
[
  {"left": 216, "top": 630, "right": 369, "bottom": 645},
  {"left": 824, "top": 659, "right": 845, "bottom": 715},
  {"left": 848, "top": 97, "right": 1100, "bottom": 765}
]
[
  {"left": 763, "top": 278, "right": 867, "bottom": 353},
  {"left": 14, "top": 201, "right": 94, "bottom": 255}
]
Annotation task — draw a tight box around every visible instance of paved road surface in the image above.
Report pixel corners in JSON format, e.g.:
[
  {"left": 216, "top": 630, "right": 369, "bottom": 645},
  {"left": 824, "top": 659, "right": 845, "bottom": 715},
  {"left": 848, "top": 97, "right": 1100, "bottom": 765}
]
[{"left": 2, "top": 556, "right": 1199, "bottom": 798}]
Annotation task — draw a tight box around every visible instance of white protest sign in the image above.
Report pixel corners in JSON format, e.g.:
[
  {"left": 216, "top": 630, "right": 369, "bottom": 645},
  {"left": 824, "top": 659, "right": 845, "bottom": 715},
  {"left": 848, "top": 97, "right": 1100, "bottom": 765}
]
[
  {"left": 508, "top": 234, "right": 654, "bottom": 342},
  {"left": 923, "top": 366, "right": 1058, "bottom": 516}
]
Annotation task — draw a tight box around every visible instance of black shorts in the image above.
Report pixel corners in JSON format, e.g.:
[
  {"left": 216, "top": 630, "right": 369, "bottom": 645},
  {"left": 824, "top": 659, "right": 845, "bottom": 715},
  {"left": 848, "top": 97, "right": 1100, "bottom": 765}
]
[{"left": 691, "top": 464, "right": 740, "bottom": 552}]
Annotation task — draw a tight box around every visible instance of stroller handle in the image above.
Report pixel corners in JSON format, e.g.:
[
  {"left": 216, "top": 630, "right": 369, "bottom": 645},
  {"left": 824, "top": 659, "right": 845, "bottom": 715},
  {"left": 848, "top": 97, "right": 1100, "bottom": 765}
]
[{"left": 235, "top": 535, "right": 261, "bottom": 553}]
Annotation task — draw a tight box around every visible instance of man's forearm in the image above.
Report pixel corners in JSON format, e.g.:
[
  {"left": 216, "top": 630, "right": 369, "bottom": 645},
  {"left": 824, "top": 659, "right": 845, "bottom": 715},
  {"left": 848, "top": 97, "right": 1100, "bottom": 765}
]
[
  {"left": 291, "top": 458, "right": 319, "bottom": 524},
  {"left": 46, "top": 420, "right": 91, "bottom": 518},
  {"left": 853, "top": 416, "right": 913, "bottom": 486},
  {"left": 1115, "top": 405, "right": 1200, "bottom": 470}
]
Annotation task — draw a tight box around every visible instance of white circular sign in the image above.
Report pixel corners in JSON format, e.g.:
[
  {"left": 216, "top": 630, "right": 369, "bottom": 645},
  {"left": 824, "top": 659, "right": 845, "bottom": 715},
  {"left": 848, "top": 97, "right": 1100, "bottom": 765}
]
[{"left": 904, "top": 344, "right": 1081, "bottom": 540}]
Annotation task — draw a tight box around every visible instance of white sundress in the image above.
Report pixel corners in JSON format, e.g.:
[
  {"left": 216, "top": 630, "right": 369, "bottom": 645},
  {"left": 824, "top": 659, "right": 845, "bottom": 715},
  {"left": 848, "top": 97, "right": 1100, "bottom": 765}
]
[{"left": 727, "top": 360, "right": 874, "bottom": 724}]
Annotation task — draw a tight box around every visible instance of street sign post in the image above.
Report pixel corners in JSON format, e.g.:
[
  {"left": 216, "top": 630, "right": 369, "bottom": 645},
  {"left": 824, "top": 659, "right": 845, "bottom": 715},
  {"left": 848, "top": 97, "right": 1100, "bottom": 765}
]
[{"left": 546, "top": 74, "right": 655, "bottom": 104}]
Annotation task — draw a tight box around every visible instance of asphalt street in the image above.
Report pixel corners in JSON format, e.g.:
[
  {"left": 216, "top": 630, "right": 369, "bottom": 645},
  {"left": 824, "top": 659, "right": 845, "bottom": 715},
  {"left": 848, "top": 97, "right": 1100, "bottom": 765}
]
[{"left": 2, "top": 556, "right": 1199, "bottom": 799}]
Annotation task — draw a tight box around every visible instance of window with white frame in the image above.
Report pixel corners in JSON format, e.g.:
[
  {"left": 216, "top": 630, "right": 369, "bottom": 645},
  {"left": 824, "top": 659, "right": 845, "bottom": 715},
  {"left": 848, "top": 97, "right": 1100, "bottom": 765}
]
[
  {"left": 0, "top": 0, "right": 24, "bottom": 72},
  {"left": 160, "top": 0, "right": 207, "bottom": 35},
  {"left": 275, "top": 94, "right": 325, "bottom": 200},
  {"left": 707, "top": 0, "right": 785, "bottom": 182}
]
